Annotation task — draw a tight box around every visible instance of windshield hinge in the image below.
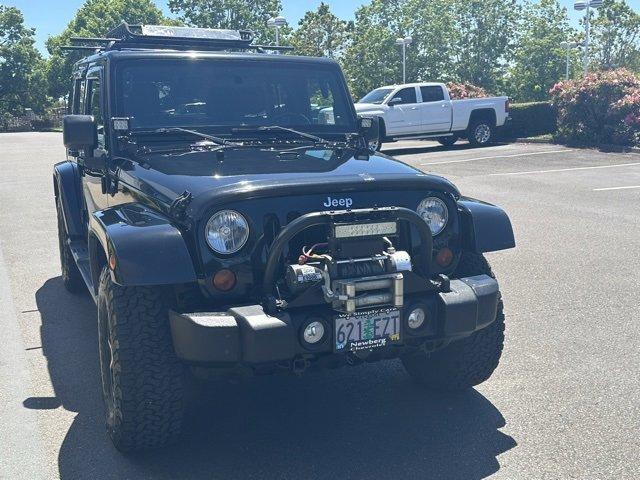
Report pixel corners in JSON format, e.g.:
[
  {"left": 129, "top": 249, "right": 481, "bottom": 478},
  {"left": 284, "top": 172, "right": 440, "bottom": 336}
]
[{"left": 169, "top": 190, "right": 193, "bottom": 221}]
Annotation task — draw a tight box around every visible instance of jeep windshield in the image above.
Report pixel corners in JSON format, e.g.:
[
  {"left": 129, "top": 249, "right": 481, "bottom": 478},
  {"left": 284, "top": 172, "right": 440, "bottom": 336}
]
[{"left": 115, "top": 59, "right": 357, "bottom": 138}]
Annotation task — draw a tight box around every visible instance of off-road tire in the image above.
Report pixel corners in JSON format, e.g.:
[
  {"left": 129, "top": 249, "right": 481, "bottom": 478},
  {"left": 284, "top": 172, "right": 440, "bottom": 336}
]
[
  {"left": 437, "top": 135, "right": 458, "bottom": 147},
  {"left": 56, "top": 198, "right": 84, "bottom": 293},
  {"left": 467, "top": 118, "right": 495, "bottom": 147},
  {"left": 401, "top": 252, "right": 505, "bottom": 391},
  {"left": 97, "top": 267, "right": 184, "bottom": 451}
]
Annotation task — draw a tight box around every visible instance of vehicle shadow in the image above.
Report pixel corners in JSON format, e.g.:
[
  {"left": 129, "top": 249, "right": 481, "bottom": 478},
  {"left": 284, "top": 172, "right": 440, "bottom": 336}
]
[
  {"left": 33, "top": 277, "right": 516, "bottom": 480},
  {"left": 382, "top": 141, "right": 510, "bottom": 157}
]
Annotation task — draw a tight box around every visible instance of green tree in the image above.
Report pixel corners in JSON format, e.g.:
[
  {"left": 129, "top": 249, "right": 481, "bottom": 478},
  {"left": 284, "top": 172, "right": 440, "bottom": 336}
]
[
  {"left": 342, "top": 0, "right": 411, "bottom": 99},
  {"left": 451, "top": 0, "right": 520, "bottom": 92},
  {"left": 168, "top": 0, "right": 282, "bottom": 43},
  {"left": 590, "top": 0, "right": 640, "bottom": 71},
  {"left": 507, "top": 0, "right": 577, "bottom": 101},
  {"left": 290, "top": 2, "right": 351, "bottom": 59},
  {"left": 404, "top": 0, "right": 458, "bottom": 82},
  {"left": 342, "top": 0, "right": 517, "bottom": 99},
  {"left": 0, "top": 6, "right": 49, "bottom": 116},
  {"left": 46, "top": 0, "right": 176, "bottom": 100}
]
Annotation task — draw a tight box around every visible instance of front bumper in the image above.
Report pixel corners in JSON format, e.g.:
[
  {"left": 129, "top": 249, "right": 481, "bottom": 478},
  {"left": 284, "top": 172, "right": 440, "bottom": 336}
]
[{"left": 169, "top": 274, "right": 500, "bottom": 368}]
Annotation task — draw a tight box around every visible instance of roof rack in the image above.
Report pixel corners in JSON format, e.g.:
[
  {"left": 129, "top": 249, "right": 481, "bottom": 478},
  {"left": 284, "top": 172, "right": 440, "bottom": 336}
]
[{"left": 61, "top": 21, "right": 293, "bottom": 54}]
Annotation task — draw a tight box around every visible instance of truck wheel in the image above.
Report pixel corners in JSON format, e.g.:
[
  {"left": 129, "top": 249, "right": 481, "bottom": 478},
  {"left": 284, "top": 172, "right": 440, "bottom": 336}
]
[
  {"left": 368, "top": 137, "right": 383, "bottom": 152},
  {"left": 467, "top": 119, "right": 495, "bottom": 147},
  {"left": 437, "top": 135, "right": 458, "bottom": 147},
  {"left": 368, "top": 118, "right": 386, "bottom": 152},
  {"left": 97, "top": 267, "right": 184, "bottom": 451},
  {"left": 56, "top": 198, "right": 84, "bottom": 294},
  {"left": 401, "top": 252, "right": 505, "bottom": 391}
]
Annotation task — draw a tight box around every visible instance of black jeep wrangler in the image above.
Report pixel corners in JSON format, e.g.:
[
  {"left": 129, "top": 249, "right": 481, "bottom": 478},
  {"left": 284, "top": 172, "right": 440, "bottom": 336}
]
[{"left": 55, "top": 23, "right": 515, "bottom": 451}]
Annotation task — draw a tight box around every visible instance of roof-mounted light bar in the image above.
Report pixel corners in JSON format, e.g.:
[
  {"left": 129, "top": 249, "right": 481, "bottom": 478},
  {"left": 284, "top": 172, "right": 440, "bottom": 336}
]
[{"left": 60, "top": 21, "right": 293, "bottom": 54}]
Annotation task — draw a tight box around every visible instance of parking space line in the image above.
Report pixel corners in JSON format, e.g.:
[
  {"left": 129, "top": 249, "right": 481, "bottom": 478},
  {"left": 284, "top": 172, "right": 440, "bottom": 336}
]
[
  {"left": 593, "top": 185, "right": 640, "bottom": 191},
  {"left": 489, "top": 162, "right": 640, "bottom": 176},
  {"left": 420, "top": 149, "right": 573, "bottom": 165}
]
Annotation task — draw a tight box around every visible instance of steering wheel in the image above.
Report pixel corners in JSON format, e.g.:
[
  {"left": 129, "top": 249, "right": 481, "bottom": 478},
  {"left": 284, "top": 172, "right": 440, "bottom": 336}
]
[{"left": 271, "top": 112, "right": 311, "bottom": 125}]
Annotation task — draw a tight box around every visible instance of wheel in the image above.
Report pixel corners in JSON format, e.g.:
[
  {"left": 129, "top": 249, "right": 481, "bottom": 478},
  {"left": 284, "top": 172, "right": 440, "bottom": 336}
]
[
  {"left": 368, "top": 118, "right": 386, "bottom": 152},
  {"left": 97, "top": 267, "right": 184, "bottom": 451},
  {"left": 467, "top": 118, "right": 495, "bottom": 147},
  {"left": 401, "top": 252, "right": 505, "bottom": 391},
  {"left": 437, "top": 135, "right": 458, "bottom": 147},
  {"left": 368, "top": 137, "right": 383, "bottom": 152},
  {"left": 56, "top": 197, "right": 84, "bottom": 294}
]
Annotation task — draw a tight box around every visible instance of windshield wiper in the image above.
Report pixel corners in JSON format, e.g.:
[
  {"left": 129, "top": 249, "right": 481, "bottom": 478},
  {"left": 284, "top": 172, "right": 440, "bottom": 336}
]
[
  {"left": 232, "top": 125, "right": 332, "bottom": 146},
  {"left": 139, "top": 127, "right": 242, "bottom": 146}
]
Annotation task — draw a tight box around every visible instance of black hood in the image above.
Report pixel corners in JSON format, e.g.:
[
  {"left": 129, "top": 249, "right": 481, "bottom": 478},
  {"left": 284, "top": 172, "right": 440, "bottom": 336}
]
[{"left": 116, "top": 146, "right": 460, "bottom": 218}]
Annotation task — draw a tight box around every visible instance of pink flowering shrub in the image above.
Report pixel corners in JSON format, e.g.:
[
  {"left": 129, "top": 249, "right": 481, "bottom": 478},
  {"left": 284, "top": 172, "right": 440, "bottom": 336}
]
[
  {"left": 446, "top": 82, "right": 489, "bottom": 100},
  {"left": 549, "top": 69, "right": 640, "bottom": 146}
]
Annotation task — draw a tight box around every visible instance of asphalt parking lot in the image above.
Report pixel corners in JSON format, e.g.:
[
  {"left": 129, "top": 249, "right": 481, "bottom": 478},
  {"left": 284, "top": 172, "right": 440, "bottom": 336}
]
[{"left": 0, "top": 132, "right": 639, "bottom": 479}]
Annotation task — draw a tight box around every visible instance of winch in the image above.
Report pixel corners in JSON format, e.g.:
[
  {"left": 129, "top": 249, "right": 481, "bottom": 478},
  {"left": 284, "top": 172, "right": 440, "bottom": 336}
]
[{"left": 284, "top": 227, "right": 412, "bottom": 313}]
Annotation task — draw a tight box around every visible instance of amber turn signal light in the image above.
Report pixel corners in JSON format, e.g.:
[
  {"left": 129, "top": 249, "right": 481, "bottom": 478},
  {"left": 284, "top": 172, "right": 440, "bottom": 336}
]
[
  {"left": 213, "top": 269, "right": 237, "bottom": 291},
  {"left": 436, "top": 248, "right": 454, "bottom": 267}
]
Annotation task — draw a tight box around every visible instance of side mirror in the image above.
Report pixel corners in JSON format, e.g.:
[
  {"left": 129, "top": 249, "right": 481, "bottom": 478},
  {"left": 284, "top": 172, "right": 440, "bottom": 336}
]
[
  {"left": 388, "top": 97, "right": 402, "bottom": 106},
  {"left": 358, "top": 116, "right": 380, "bottom": 152},
  {"left": 63, "top": 115, "right": 97, "bottom": 153}
]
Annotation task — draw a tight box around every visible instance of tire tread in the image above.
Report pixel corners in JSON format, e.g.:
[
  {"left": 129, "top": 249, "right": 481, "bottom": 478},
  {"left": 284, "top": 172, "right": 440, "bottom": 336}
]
[
  {"left": 98, "top": 267, "right": 183, "bottom": 451},
  {"left": 401, "top": 252, "right": 504, "bottom": 391}
]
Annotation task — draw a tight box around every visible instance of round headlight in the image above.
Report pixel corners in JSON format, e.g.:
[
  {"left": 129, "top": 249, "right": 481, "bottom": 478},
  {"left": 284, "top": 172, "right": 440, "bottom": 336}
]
[
  {"left": 205, "top": 210, "right": 249, "bottom": 254},
  {"left": 417, "top": 197, "right": 448, "bottom": 236}
]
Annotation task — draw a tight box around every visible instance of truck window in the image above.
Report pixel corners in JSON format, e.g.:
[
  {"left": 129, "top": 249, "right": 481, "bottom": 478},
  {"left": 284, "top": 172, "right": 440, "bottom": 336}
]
[
  {"left": 87, "top": 77, "right": 105, "bottom": 147},
  {"left": 390, "top": 87, "right": 417, "bottom": 105},
  {"left": 420, "top": 86, "right": 445, "bottom": 103},
  {"left": 359, "top": 87, "right": 393, "bottom": 104}
]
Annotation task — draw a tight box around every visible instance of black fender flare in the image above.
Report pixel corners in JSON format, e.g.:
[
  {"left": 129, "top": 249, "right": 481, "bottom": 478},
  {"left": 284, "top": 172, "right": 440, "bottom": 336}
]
[
  {"left": 458, "top": 197, "right": 515, "bottom": 253},
  {"left": 90, "top": 203, "right": 197, "bottom": 287},
  {"left": 53, "top": 161, "right": 84, "bottom": 238}
]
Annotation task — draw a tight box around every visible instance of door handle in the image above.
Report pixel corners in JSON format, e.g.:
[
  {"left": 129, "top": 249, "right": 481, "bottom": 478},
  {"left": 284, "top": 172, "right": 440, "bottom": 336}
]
[{"left": 411, "top": 107, "right": 418, "bottom": 110}]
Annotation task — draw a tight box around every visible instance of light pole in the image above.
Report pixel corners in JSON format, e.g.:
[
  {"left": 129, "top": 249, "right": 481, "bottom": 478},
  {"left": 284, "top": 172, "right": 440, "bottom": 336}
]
[
  {"left": 574, "top": 0, "right": 603, "bottom": 76},
  {"left": 395, "top": 37, "right": 412, "bottom": 84},
  {"left": 267, "top": 16, "right": 287, "bottom": 48},
  {"left": 560, "top": 40, "right": 582, "bottom": 80}
]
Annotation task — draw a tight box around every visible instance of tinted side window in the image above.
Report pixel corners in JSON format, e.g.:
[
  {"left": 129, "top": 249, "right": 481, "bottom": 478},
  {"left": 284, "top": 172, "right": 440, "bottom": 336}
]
[
  {"left": 391, "top": 87, "right": 417, "bottom": 105},
  {"left": 72, "top": 79, "right": 86, "bottom": 114},
  {"left": 87, "top": 77, "right": 104, "bottom": 147},
  {"left": 420, "top": 86, "right": 445, "bottom": 102}
]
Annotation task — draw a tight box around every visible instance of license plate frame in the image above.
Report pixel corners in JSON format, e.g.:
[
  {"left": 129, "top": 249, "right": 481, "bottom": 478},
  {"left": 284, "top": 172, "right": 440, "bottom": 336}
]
[{"left": 334, "top": 307, "right": 402, "bottom": 353}]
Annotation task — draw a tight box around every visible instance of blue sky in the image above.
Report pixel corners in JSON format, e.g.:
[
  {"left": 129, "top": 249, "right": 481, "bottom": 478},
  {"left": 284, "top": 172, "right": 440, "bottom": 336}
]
[{"left": 5, "top": 0, "right": 640, "bottom": 55}]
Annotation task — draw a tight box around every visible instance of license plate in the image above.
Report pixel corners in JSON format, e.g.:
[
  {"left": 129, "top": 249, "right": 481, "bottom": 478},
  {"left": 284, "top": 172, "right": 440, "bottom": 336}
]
[{"left": 334, "top": 308, "right": 401, "bottom": 352}]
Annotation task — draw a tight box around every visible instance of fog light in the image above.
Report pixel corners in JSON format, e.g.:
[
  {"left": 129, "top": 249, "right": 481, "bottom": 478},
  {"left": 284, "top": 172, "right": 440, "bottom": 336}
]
[
  {"left": 407, "top": 307, "right": 426, "bottom": 330},
  {"left": 213, "top": 269, "right": 236, "bottom": 291},
  {"left": 303, "top": 321, "right": 325, "bottom": 344}
]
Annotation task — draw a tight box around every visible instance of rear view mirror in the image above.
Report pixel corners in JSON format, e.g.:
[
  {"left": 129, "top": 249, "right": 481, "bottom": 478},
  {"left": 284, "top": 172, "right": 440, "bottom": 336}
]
[
  {"left": 388, "top": 97, "right": 402, "bottom": 106},
  {"left": 63, "top": 115, "right": 97, "bottom": 153}
]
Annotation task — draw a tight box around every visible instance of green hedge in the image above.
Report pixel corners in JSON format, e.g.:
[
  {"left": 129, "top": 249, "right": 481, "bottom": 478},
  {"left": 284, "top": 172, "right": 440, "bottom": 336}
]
[{"left": 505, "top": 101, "right": 557, "bottom": 138}]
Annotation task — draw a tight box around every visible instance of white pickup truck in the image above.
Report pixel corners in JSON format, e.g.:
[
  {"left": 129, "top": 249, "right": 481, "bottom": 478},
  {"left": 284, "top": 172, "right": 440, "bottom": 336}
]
[{"left": 355, "top": 82, "right": 510, "bottom": 150}]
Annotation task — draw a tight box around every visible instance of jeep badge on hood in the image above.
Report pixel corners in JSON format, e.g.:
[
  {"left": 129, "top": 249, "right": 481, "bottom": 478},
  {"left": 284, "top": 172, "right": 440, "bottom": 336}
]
[{"left": 324, "top": 196, "right": 353, "bottom": 208}]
